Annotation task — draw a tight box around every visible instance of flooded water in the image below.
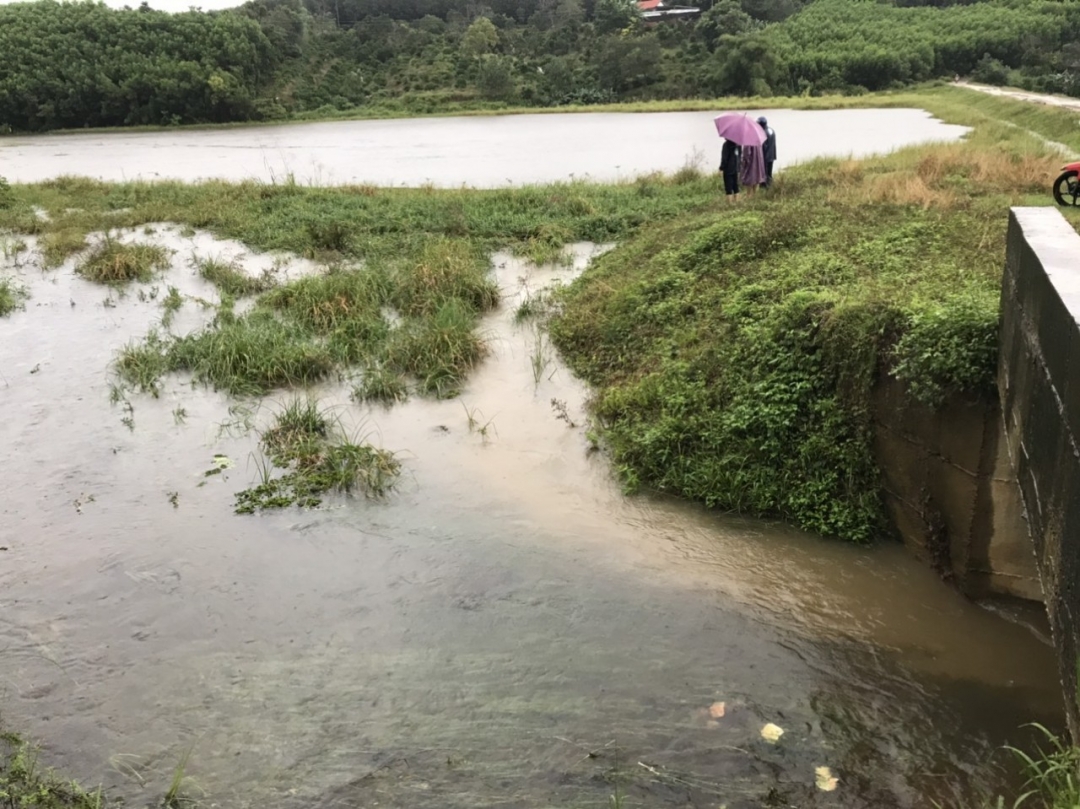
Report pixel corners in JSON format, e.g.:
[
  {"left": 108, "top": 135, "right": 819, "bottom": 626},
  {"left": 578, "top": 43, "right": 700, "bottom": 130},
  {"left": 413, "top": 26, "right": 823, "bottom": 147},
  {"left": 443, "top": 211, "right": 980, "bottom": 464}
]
[
  {"left": 0, "top": 108, "right": 968, "bottom": 186},
  {"left": 0, "top": 228, "right": 1062, "bottom": 808}
]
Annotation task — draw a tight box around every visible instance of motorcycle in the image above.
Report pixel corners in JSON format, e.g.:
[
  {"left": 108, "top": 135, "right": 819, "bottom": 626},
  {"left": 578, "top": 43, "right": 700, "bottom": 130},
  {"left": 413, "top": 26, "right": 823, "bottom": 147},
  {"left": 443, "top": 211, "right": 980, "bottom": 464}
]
[{"left": 1053, "top": 161, "right": 1080, "bottom": 206}]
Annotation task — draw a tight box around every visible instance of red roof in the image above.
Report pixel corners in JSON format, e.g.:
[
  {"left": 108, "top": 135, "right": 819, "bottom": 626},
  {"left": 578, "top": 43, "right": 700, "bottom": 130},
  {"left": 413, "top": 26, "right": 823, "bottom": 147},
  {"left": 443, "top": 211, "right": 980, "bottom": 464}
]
[{"left": 638, "top": 0, "right": 662, "bottom": 10}]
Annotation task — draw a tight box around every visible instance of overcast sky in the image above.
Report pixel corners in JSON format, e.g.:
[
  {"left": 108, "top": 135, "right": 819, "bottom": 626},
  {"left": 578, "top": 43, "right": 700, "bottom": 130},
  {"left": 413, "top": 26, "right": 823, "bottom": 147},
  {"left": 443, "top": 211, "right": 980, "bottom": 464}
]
[{"left": 0, "top": 0, "right": 244, "bottom": 11}]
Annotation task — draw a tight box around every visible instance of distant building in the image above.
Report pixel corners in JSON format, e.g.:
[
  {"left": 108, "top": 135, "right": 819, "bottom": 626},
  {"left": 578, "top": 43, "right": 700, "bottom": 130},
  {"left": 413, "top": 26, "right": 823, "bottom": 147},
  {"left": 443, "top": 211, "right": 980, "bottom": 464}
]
[{"left": 637, "top": 0, "right": 700, "bottom": 22}]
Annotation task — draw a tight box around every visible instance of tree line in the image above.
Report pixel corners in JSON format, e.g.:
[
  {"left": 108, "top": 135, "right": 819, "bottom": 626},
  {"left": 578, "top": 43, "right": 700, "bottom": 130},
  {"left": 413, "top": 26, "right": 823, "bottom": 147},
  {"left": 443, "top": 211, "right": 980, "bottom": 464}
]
[{"left": 0, "top": 0, "right": 1078, "bottom": 132}]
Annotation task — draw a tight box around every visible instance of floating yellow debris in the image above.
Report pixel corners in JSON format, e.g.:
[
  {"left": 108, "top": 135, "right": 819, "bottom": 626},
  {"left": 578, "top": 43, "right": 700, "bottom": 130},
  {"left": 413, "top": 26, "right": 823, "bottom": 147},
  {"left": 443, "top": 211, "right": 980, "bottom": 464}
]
[
  {"left": 815, "top": 766, "right": 839, "bottom": 791},
  {"left": 760, "top": 723, "right": 784, "bottom": 743},
  {"left": 708, "top": 701, "right": 726, "bottom": 719}
]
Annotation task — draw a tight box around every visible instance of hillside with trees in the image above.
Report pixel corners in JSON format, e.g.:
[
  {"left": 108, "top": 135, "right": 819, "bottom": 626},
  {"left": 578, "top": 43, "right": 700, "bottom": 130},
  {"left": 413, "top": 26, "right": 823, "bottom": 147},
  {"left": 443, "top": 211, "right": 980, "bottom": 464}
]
[{"left": 1, "top": 0, "right": 1079, "bottom": 131}]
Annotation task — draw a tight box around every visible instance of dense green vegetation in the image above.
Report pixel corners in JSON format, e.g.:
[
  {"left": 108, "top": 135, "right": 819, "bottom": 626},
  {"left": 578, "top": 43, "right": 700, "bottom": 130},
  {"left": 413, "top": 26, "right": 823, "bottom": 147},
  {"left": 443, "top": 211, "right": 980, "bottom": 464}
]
[
  {"left": 2, "top": 0, "right": 1080, "bottom": 132},
  {"left": 550, "top": 89, "right": 1068, "bottom": 542}
]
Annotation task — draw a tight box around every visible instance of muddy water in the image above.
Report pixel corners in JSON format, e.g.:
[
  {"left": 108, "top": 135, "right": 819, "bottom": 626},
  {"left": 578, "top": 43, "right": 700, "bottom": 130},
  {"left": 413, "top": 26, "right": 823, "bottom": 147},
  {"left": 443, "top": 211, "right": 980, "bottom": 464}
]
[
  {"left": 0, "top": 229, "right": 1062, "bottom": 809},
  {"left": 0, "top": 108, "right": 968, "bottom": 186}
]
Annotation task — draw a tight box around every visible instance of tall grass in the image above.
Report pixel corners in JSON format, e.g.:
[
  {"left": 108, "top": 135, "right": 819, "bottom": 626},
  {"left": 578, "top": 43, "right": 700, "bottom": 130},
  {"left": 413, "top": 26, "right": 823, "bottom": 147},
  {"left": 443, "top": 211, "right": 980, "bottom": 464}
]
[
  {"left": 388, "top": 298, "right": 487, "bottom": 397},
  {"left": 1008, "top": 725, "right": 1080, "bottom": 809},
  {"left": 166, "top": 313, "right": 336, "bottom": 396}
]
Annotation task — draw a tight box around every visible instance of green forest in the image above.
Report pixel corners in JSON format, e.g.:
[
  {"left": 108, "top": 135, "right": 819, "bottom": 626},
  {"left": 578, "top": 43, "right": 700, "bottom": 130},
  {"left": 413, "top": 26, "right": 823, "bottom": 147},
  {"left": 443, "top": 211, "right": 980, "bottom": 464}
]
[{"left": 0, "top": 0, "right": 1078, "bottom": 131}]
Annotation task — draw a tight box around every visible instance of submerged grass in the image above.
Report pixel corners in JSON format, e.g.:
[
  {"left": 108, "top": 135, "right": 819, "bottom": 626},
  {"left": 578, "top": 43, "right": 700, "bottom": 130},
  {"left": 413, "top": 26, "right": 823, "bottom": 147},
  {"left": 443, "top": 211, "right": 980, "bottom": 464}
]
[
  {"left": 40, "top": 228, "right": 87, "bottom": 267},
  {"left": 352, "top": 364, "right": 409, "bottom": 405},
  {"left": 76, "top": 237, "right": 169, "bottom": 285},
  {"left": 0, "top": 276, "right": 26, "bottom": 316},
  {"left": 235, "top": 398, "right": 400, "bottom": 513},
  {"left": 196, "top": 255, "right": 275, "bottom": 296}
]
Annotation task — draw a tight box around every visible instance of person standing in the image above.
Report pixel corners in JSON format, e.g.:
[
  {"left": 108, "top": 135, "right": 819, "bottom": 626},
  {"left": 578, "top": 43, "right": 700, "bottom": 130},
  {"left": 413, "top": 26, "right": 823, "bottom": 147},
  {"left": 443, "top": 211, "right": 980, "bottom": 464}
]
[
  {"left": 740, "top": 142, "right": 765, "bottom": 194},
  {"left": 720, "top": 138, "right": 741, "bottom": 202},
  {"left": 758, "top": 116, "right": 776, "bottom": 188}
]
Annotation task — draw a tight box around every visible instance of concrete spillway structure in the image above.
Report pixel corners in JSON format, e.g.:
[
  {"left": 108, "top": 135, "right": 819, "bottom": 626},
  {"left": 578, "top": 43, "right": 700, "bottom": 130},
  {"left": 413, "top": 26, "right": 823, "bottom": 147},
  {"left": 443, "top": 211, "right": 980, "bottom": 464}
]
[{"left": 1000, "top": 207, "right": 1080, "bottom": 738}]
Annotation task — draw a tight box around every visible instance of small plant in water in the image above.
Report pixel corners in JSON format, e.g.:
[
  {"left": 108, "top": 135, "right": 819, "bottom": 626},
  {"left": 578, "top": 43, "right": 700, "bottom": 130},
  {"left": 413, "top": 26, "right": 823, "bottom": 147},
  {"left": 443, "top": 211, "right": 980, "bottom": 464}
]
[
  {"left": 163, "top": 743, "right": 195, "bottom": 808},
  {"left": 195, "top": 255, "right": 275, "bottom": 297},
  {"left": 77, "top": 235, "right": 170, "bottom": 285},
  {"left": 514, "top": 289, "right": 553, "bottom": 323},
  {"left": 172, "top": 405, "right": 187, "bottom": 425},
  {"left": 551, "top": 398, "right": 577, "bottom": 428},
  {"left": 352, "top": 364, "right": 408, "bottom": 405},
  {"left": 234, "top": 398, "right": 400, "bottom": 514},
  {"left": 0, "top": 276, "right": 27, "bottom": 317},
  {"left": 530, "top": 326, "right": 552, "bottom": 386},
  {"left": 161, "top": 286, "right": 183, "bottom": 327}
]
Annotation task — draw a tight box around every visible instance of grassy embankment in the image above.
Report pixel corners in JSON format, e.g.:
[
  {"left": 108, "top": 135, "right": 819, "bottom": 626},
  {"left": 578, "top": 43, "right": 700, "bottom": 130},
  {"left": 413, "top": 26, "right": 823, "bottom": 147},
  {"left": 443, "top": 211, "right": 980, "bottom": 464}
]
[
  {"left": 2, "top": 83, "right": 1080, "bottom": 805},
  {"left": 550, "top": 85, "right": 1079, "bottom": 542}
]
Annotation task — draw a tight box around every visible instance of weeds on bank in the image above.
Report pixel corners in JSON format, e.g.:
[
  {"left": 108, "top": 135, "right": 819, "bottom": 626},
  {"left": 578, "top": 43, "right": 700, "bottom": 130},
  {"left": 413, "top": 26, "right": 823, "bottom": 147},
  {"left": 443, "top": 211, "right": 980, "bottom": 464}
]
[
  {"left": 235, "top": 398, "right": 400, "bottom": 513},
  {"left": 1, "top": 734, "right": 106, "bottom": 809},
  {"left": 76, "top": 236, "right": 169, "bottom": 285},
  {"left": 1006, "top": 725, "right": 1080, "bottom": 809}
]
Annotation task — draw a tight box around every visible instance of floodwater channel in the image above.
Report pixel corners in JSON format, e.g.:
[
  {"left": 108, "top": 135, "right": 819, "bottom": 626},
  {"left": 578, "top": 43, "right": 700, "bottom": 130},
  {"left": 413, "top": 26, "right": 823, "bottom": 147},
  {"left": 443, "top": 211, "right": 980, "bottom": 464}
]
[
  {"left": 0, "top": 224, "right": 1063, "bottom": 809},
  {"left": 0, "top": 108, "right": 968, "bottom": 186}
]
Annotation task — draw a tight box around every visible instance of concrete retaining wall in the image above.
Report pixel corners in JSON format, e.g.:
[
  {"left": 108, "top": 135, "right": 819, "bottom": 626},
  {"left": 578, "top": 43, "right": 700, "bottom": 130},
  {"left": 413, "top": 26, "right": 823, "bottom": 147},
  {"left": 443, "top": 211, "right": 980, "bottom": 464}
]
[
  {"left": 999, "top": 207, "right": 1080, "bottom": 737},
  {"left": 872, "top": 378, "right": 1040, "bottom": 601}
]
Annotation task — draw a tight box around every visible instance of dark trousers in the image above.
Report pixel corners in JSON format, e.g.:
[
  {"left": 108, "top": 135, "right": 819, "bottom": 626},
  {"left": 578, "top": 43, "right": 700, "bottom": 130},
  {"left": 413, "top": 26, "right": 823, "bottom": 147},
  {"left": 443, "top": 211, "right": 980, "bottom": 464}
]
[{"left": 762, "top": 161, "right": 774, "bottom": 188}]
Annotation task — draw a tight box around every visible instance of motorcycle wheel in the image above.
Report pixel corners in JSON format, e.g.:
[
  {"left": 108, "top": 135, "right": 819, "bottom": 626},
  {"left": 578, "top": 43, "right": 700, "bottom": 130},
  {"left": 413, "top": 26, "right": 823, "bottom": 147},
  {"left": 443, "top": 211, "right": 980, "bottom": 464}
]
[{"left": 1053, "top": 170, "right": 1080, "bottom": 206}]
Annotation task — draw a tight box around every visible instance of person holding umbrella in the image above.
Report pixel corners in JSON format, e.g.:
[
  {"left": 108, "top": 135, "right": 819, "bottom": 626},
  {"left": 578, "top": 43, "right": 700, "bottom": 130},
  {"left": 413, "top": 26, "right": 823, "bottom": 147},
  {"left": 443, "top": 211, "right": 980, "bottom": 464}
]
[
  {"left": 740, "top": 142, "right": 765, "bottom": 195},
  {"left": 713, "top": 113, "right": 767, "bottom": 203}
]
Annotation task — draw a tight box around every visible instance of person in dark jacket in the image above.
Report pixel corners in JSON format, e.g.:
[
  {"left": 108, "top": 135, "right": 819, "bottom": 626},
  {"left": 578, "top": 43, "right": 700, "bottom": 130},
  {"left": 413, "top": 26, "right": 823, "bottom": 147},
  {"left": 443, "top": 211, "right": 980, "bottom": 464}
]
[
  {"left": 720, "top": 138, "right": 741, "bottom": 201},
  {"left": 757, "top": 116, "right": 777, "bottom": 188}
]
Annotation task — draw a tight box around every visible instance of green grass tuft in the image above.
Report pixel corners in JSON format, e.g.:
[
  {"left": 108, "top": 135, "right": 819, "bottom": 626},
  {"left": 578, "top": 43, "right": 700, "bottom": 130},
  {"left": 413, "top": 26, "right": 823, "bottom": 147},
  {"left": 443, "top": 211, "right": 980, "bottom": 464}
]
[
  {"left": 352, "top": 364, "right": 409, "bottom": 405},
  {"left": 40, "top": 228, "right": 88, "bottom": 267},
  {"left": 389, "top": 298, "right": 487, "bottom": 397},
  {"left": 196, "top": 256, "right": 275, "bottom": 296},
  {"left": 235, "top": 398, "right": 400, "bottom": 513},
  {"left": 166, "top": 312, "right": 336, "bottom": 396},
  {"left": 0, "top": 276, "right": 27, "bottom": 316},
  {"left": 76, "top": 238, "right": 169, "bottom": 285}
]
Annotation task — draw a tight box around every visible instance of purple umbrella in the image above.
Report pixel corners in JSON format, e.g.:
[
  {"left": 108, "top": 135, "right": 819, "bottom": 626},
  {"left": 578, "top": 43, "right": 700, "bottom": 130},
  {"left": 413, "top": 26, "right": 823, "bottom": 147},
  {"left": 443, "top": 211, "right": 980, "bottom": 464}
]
[{"left": 713, "top": 113, "right": 766, "bottom": 147}]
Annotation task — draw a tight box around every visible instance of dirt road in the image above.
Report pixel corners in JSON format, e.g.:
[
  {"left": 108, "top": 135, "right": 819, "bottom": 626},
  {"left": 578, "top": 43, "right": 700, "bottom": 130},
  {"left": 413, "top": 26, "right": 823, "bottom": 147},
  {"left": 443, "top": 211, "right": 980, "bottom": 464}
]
[{"left": 958, "top": 80, "right": 1080, "bottom": 113}]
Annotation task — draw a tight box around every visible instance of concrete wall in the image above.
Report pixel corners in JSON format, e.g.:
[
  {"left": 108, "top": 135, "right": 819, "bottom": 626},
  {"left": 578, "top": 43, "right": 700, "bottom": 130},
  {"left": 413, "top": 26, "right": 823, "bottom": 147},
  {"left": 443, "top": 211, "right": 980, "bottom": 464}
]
[
  {"left": 999, "top": 207, "right": 1080, "bottom": 738},
  {"left": 872, "top": 378, "right": 1041, "bottom": 601}
]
